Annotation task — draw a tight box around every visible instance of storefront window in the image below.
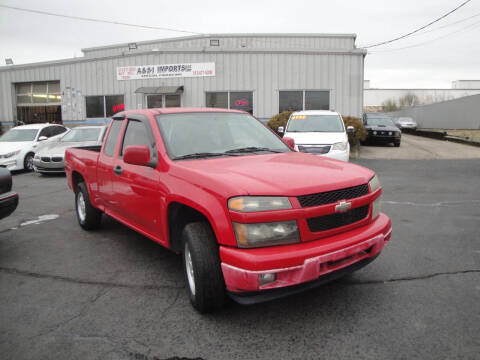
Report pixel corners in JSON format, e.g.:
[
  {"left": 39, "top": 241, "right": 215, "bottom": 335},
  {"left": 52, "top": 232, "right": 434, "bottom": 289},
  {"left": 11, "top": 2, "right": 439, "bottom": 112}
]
[
  {"left": 230, "top": 92, "right": 253, "bottom": 114},
  {"left": 86, "top": 96, "right": 105, "bottom": 118},
  {"left": 86, "top": 95, "right": 125, "bottom": 118},
  {"left": 206, "top": 91, "right": 253, "bottom": 114},
  {"left": 279, "top": 91, "right": 303, "bottom": 113},
  {"left": 305, "top": 91, "right": 329, "bottom": 110},
  {"left": 206, "top": 92, "right": 228, "bottom": 108},
  {"left": 279, "top": 90, "right": 330, "bottom": 112},
  {"left": 147, "top": 95, "right": 163, "bottom": 109}
]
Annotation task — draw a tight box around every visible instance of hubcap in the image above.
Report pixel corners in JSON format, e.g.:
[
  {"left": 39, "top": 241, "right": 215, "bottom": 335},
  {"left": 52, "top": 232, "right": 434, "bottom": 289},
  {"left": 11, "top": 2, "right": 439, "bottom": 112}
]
[
  {"left": 185, "top": 243, "right": 196, "bottom": 296},
  {"left": 77, "top": 192, "right": 86, "bottom": 223}
]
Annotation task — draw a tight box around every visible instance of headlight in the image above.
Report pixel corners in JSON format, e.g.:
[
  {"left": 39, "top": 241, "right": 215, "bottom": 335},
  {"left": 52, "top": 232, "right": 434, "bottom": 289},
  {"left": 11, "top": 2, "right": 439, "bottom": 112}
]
[
  {"left": 373, "top": 131, "right": 377, "bottom": 135},
  {"left": 232, "top": 221, "right": 300, "bottom": 248},
  {"left": 228, "top": 196, "right": 292, "bottom": 212},
  {"left": 372, "top": 196, "right": 382, "bottom": 220},
  {"left": 331, "top": 141, "right": 348, "bottom": 151},
  {"left": 1, "top": 150, "right": 21, "bottom": 158},
  {"left": 369, "top": 174, "right": 381, "bottom": 192}
]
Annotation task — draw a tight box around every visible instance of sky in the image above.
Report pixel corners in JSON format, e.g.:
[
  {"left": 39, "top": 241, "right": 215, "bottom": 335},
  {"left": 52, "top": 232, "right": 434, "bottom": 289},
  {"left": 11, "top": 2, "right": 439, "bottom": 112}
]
[{"left": 0, "top": 0, "right": 479, "bottom": 89}]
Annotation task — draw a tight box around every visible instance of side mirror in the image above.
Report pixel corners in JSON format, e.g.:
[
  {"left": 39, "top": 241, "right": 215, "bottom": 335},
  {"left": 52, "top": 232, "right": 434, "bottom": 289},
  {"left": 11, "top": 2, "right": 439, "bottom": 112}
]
[
  {"left": 346, "top": 126, "right": 355, "bottom": 134},
  {"left": 123, "top": 145, "right": 151, "bottom": 166},
  {"left": 277, "top": 126, "right": 284, "bottom": 134},
  {"left": 38, "top": 136, "right": 48, "bottom": 141},
  {"left": 283, "top": 137, "right": 295, "bottom": 150}
]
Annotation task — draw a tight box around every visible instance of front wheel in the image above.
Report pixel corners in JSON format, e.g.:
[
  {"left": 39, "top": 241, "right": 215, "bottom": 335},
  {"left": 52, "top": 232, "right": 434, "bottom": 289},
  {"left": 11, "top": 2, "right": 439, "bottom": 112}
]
[
  {"left": 394, "top": 142, "right": 401, "bottom": 147},
  {"left": 182, "top": 222, "right": 225, "bottom": 313},
  {"left": 23, "top": 153, "right": 34, "bottom": 171},
  {"left": 75, "top": 182, "right": 102, "bottom": 230}
]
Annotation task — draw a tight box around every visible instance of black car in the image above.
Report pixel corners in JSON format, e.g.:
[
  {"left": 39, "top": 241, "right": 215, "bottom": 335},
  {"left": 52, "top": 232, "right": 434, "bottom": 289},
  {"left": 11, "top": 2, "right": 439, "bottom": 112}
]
[
  {"left": 362, "top": 113, "right": 401, "bottom": 147},
  {"left": 0, "top": 167, "right": 19, "bottom": 220}
]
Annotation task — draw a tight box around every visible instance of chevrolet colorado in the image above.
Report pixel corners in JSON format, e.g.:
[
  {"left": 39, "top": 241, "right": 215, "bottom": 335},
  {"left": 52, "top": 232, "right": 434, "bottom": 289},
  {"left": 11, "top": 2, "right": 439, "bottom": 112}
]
[{"left": 65, "top": 108, "right": 392, "bottom": 313}]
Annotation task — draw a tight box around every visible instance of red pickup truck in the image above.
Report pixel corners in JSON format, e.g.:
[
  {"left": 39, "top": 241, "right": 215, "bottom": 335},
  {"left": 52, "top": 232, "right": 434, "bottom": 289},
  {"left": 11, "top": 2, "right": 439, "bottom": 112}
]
[{"left": 65, "top": 108, "right": 391, "bottom": 312}]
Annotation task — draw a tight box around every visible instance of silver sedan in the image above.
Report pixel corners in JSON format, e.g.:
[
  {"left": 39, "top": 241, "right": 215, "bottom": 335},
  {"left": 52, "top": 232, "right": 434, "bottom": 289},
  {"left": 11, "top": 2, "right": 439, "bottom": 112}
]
[
  {"left": 394, "top": 117, "right": 418, "bottom": 130},
  {"left": 33, "top": 125, "right": 106, "bottom": 174}
]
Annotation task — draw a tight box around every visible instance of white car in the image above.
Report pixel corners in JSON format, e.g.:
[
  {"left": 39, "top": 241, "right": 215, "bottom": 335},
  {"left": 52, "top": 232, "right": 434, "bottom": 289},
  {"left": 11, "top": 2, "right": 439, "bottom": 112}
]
[
  {"left": 278, "top": 110, "right": 353, "bottom": 162},
  {"left": 0, "top": 123, "right": 68, "bottom": 171}
]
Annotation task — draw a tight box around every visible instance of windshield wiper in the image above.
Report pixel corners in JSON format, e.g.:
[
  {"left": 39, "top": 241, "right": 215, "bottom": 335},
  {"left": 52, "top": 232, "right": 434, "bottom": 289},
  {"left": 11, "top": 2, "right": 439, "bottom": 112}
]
[
  {"left": 225, "top": 146, "right": 284, "bottom": 154},
  {"left": 173, "top": 152, "right": 239, "bottom": 160}
]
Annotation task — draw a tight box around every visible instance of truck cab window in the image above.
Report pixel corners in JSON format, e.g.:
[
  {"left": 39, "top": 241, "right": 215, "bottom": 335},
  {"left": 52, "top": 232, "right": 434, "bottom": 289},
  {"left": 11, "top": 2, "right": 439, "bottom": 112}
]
[
  {"left": 121, "top": 120, "right": 151, "bottom": 155},
  {"left": 103, "top": 119, "right": 123, "bottom": 157}
]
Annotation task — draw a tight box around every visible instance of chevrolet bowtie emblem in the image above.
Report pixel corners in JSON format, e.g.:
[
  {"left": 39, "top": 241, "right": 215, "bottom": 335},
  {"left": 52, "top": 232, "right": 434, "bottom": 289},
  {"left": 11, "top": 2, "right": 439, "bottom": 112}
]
[{"left": 335, "top": 200, "right": 352, "bottom": 213}]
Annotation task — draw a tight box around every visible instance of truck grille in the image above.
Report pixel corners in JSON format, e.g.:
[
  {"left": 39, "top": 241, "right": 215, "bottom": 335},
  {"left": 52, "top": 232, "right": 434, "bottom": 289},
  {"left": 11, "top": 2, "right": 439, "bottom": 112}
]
[
  {"left": 306, "top": 205, "right": 369, "bottom": 232},
  {"left": 297, "top": 184, "right": 369, "bottom": 208}
]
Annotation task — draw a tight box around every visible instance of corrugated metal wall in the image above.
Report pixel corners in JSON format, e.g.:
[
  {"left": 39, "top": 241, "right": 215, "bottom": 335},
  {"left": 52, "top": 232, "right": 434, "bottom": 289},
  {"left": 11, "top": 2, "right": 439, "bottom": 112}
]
[
  {"left": 0, "top": 35, "right": 364, "bottom": 123},
  {"left": 387, "top": 94, "right": 480, "bottom": 129},
  {"left": 82, "top": 35, "right": 356, "bottom": 58}
]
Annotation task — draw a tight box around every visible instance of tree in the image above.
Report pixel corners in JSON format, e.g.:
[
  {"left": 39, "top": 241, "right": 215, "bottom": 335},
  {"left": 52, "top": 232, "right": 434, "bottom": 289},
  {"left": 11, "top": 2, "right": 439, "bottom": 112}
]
[
  {"left": 381, "top": 98, "right": 399, "bottom": 112},
  {"left": 399, "top": 93, "right": 419, "bottom": 108}
]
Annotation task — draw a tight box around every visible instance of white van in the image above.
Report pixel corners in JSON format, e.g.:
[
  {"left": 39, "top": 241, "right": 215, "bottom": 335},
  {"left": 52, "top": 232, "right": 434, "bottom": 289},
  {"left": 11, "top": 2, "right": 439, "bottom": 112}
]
[{"left": 278, "top": 110, "right": 353, "bottom": 162}]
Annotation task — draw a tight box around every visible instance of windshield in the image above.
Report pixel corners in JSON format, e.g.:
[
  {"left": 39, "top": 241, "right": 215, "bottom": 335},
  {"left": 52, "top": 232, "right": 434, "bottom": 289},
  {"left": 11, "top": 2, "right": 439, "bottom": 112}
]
[
  {"left": 366, "top": 117, "right": 395, "bottom": 126},
  {"left": 0, "top": 129, "right": 38, "bottom": 142},
  {"left": 61, "top": 128, "right": 101, "bottom": 142},
  {"left": 286, "top": 114, "right": 344, "bottom": 132},
  {"left": 398, "top": 117, "right": 414, "bottom": 123},
  {"left": 156, "top": 112, "right": 290, "bottom": 159}
]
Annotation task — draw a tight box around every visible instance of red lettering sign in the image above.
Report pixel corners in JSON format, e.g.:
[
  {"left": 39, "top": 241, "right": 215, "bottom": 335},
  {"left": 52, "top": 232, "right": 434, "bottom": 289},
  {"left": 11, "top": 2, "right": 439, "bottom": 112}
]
[
  {"left": 112, "top": 103, "right": 125, "bottom": 113},
  {"left": 235, "top": 99, "right": 248, "bottom": 106}
]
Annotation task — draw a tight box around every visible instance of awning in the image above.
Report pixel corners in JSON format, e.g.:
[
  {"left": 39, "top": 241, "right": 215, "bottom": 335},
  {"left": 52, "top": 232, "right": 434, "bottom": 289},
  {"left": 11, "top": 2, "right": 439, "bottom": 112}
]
[{"left": 134, "top": 86, "right": 184, "bottom": 94}]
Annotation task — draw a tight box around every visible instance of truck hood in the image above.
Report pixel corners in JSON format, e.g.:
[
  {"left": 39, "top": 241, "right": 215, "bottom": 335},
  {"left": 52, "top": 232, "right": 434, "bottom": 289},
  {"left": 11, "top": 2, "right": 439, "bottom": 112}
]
[
  {"left": 37, "top": 141, "right": 98, "bottom": 156},
  {"left": 173, "top": 152, "right": 374, "bottom": 198},
  {"left": 0, "top": 141, "right": 33, "bottom": 155},
  {"left": 283, "top": 131, "right": 346, "bottom": 145}
]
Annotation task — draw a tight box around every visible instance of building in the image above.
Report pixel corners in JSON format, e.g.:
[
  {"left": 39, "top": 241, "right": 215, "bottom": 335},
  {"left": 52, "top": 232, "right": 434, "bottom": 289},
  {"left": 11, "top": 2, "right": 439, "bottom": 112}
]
[
  {"left": 0, "top": 34, "right": 366, "bottom": 126},
  {"left": 364, "top": 80, "right": 480, "bottom": 112}
]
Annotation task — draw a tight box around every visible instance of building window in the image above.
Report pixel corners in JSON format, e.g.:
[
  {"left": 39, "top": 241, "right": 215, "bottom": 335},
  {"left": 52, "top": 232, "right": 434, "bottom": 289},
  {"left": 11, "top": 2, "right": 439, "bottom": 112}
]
[
  {"left": 146, "top": 94, "right": 181, "bottom": 108},
  {"left": 15, "top": 81, "right": 62, "bottom": 105},
  {"left": 86, "top": 95, "right": 125, "bottom": 118},
  {"left": 279, "top": 90, "right": 329, "bottom": 113},
  {"left": 210, "top": 39, "right": 220, "bottom": 46},
  {"left": 206, "top": 91, "right": 253, "bottom": 114}
]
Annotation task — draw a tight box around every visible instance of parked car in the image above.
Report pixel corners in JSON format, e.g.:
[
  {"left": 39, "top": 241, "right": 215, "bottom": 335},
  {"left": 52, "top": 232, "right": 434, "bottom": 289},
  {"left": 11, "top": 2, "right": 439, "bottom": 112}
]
[
  {"left": 278, "top": 110, "right": 354, "bottom": 162},
  {"left": 65, "top": 108, "right": 392, "bottom": 313},
  {"left": 394, "top": 117, "right": 417, "bottom": 131},
  {"left": 0, "top": 123, "right": 68, "bottom": 171},
  {"left": 363, "top": 114, "right": 401, "bottom": 147},
  {"left": 0, "top": 167, "right": 19, "bottom": 220},
  {"left": 34, "top": 125, "right": 107, "bottom": 174}
]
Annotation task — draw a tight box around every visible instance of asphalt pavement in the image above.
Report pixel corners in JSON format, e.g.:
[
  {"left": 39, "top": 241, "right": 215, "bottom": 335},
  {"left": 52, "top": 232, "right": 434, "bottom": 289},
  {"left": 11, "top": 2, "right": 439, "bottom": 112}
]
[{"left": 0, "top": 155, "right": 479, "bottom": 359}]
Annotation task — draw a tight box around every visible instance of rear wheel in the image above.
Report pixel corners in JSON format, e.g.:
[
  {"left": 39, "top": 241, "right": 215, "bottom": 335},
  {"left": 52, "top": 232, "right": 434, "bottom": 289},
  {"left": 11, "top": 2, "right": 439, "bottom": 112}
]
[
  {"left": 23, "top": 153, "right": 34, "bottom": 171},
  {"left": 75, "top": 182, "right": 102, "bottom": 230},
  {"left": 181, "top": 222, "right": 225, "bottom": 313}
]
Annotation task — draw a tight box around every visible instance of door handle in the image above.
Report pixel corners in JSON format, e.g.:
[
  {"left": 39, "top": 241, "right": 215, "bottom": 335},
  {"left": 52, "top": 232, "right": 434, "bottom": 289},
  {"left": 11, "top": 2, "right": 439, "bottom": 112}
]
[{"left": 113, "top": 165, "right": 123, "bottom": 176}]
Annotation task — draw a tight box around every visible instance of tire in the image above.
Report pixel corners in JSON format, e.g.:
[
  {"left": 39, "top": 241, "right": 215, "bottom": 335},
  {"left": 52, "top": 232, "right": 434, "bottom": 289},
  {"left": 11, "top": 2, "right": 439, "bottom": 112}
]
[
  {"left": 75, "top": 182, "right": 102, "bottom": 230},
  {"left": 182, "top": 222, "right": 225, "bottom": 313},
  {"left": 23, "top": 153, "right": 35, "bottom": 171},
  {"left": 394, "top": 142, "right": 401, "bottom": 147}
]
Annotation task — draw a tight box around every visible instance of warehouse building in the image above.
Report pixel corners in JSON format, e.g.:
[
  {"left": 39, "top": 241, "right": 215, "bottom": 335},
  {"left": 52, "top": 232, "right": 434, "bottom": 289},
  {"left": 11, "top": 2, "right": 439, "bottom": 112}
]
[{"left": 0, "top": 33, "right": 366, "bottom": 125}]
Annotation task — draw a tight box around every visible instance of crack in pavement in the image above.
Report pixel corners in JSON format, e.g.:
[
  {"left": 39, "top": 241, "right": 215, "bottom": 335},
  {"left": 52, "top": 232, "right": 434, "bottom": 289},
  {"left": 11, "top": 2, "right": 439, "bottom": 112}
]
[
  {"left": 0, "top": 267, "right": 185, "bottom": 290},
  {"left": 341, "top": 269, "right": 480, "bottom": 285}
]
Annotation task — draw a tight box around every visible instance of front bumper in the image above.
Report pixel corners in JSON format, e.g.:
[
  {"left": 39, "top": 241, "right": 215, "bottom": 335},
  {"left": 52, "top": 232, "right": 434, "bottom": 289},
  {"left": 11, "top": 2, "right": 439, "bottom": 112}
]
[
  {"left": 0, "top": 157, "right": 21, "bottom": 171},
  {"left": 322, "top": 149, "right": 349, "bottom": 162},
  {"left": 33, "top": 157, "right": 65, "bottom": 173},
  {"left": 220, "top": 213, "right": 391, "bottom": 300}
]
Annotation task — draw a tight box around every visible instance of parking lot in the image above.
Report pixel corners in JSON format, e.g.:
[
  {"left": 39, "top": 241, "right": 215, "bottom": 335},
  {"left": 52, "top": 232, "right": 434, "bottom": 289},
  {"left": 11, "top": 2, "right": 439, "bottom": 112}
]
[{"left": 1, "top": 137, "right": 479, "bottom": 360}]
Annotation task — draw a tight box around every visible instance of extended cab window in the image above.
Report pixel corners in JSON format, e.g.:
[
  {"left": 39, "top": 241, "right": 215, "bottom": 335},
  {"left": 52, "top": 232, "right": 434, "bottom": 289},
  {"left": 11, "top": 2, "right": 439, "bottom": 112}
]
[
  {"left": 103, "top": 119, "right": 123, "bottom": 157},
  {"left": 121, "top": 120, "right": 152, "bottom": 155}
]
